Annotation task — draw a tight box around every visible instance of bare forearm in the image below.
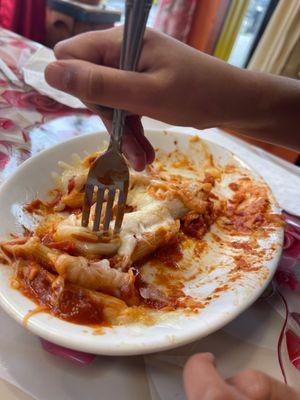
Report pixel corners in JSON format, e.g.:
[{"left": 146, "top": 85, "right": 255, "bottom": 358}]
[{"left": 205, "top": 66, "right": 300, "bottom": 151}]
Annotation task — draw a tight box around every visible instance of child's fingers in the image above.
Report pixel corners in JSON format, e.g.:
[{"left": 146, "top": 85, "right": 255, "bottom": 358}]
[
  {"left": 122, "top": 129, "right": 148, "bottom": 171},
  {"left": 45, "top": 60, "right": 158, "bottom": 117},
  {"left": 84, "top": 104, "right": 154, "bottom": 169},
  {"left": 183, "top": 353, "right": 245, "bottom": 400},
  {"left": 125, "top": 115, "right": 155, "bottom": 164},
  {"left": 101, "top": 117, "right": 147, "bottom": 171},
  {"left": 53, "top": 27, "right": 154, "bottom": 70},
  {"left": 54, "top": 28, "right": 122, "bottom": 66},
  {"left": 227, "top": 370, "right": 300, "bottom": 400}
]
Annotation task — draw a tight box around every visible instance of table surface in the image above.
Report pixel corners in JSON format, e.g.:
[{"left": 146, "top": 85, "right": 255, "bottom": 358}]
[{"left": 0, "top": 28, "right": 299, "bottom": 400}]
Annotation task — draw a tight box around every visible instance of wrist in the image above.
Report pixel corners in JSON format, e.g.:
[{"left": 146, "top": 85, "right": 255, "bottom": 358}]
[
  {"left": 191, "top": 58, "right": 257, "bottom": 130},
  {"left": 219, "top": 69, "right": 300, "bottom": 150}
]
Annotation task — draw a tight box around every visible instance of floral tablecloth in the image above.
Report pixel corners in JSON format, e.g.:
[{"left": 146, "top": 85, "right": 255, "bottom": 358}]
[{"left": 0, "top": 27, "right": 299, "bottom": 400}]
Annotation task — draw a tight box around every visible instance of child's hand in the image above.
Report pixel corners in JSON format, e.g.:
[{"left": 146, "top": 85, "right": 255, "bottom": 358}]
[
  {"left": 45, "top": 27, "right": 239, "bottom": 169},
  {"left": 184, "top": 353, "right": 300, "bottom": 400},
  {"left": 45, "top": 27, "right": 231, "bottom": 126},
  {"left": 45, "top": 27, "right": 300, "bottom": 168}
]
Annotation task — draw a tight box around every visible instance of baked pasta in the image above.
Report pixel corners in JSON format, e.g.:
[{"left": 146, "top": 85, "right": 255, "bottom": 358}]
[{"left": 0, "top": 136, "right": 282, "bottom": 327}]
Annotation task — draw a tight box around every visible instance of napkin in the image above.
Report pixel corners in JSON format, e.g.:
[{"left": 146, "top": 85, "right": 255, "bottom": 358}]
[{"left": 22, "top": 47, "right": 85, "bottom": 109}]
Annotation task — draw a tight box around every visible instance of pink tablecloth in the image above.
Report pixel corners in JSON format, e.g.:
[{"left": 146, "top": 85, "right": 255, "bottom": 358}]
[
  {"left": 0, "top": 28, "right": 97, "bottom": 177},
  {"left": 0, "top": 27, "right": 299, "bottom": 398}
]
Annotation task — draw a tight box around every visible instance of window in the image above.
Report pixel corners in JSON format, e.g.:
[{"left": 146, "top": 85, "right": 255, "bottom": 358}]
[{"left": 228, "top": 0, "right": 273, "bottom": 67}]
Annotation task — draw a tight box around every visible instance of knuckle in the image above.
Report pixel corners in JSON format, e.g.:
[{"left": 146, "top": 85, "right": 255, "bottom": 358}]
[
  {"left": 85, "top": 67, "right": 104, "bottom": 102},
  {"left": 145, "top": 26, "right": 158, "bottom": 41},
  {"left": 143, "top": 27, "right": 154, "bottom": 44},
  {"left": 240, "top": 369, "right": 271, "bottom": 398},
  {"left": 204, "top": 387, "right": 231, "bottom": 400}
]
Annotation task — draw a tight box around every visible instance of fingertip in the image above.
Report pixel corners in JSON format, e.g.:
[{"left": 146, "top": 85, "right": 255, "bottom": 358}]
[
  {"left": 227, "top": 369, "right": 272, "bottom": 399},
  {"left": 183, "top": 353, "right": 213, "bottom": 400},
  {"left": 123, "top": 141, "right": 146, "bottom": 171},
  {"left": 125, "top": 115, "right": 155, "bottom": 165},
  {"left": 184, "top": 353, "right": 214, "bottom": 382},
  {"left": 145, "top": 143, "right": 155, "bottom": 164},
  {"left": 54, "top": 39, "right": 72, "bottom": 59},
  {"left": 183, "top": 353, "right": 228, "bottom": 400},
  {"left": 124, "top": 149, "right": 146, "bottom": 171},
  {"left": 44, "top": 62, "right": 58, "bottom": 86},
  {"left": 136, "top": 132, "right": 155, "bottom": 164},
  {"left": 101, "top": 116, "right": 147, "bottom": 171},
  {"left": 122, "top": 130, "right": 147, "bottom": 171},
  {"left": 53, "top": 41, "right": 64, "bottom": 59},
  {"left": 45, "top": 61, "right": 72, "bottom": 91},
  {"left": 186, "top": 352, "right": 215, "bottom": 368},
  {"left": 132, "top": 159, "right": 147, "bottom": 171}
]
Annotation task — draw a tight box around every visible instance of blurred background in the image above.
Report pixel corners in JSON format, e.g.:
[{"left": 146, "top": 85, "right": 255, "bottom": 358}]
[{"left": 0, "top": 0, "right": 299, "bottom": 163}]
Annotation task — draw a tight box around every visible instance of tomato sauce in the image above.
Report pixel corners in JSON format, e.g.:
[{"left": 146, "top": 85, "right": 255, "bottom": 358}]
[
  {"left": 24, "top": 199, "right": 43, "bottom": 213},
  {"left": 67, "top": 176, "right": 76, "bottom": 193},
  {"left": 46, "top": 190, "right": 62, "bottom": 208},
  {"left": 18, "top": 265, "right": 103, "bottom": 325},
  {"left": 46, "top": 240, "right": 78, "bottom": 254},
  {"left": 152, "top": 241, "right": 183, "bottom": 269}
]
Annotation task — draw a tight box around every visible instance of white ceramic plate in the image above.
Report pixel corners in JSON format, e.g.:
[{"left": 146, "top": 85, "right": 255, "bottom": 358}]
[{"left": 0, "top": 130, "right": 283, "bottom": 355}]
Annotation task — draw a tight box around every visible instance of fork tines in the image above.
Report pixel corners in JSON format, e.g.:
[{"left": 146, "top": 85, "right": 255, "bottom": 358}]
[{"left": 82, "top": 182, "right": 128, "bottom": 234}]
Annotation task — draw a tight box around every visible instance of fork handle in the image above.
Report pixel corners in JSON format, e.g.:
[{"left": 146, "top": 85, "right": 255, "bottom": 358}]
[
  {"left": 110, "top": 0, "right": 152, "bottom": 151},
  {"left": 111, "top": 109, "right": 125, "bottom": 151}
]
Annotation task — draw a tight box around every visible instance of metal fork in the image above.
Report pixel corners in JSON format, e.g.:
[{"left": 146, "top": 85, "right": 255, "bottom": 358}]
[{"left": 81, "top": 0, "right": 152, "bottom": 234}]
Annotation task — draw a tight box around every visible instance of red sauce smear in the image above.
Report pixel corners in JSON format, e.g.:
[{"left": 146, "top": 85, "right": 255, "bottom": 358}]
[
  {"left": 203, "top": 176, "right": 215, "bottom": 185},
  {"left": 182, "top": 203, "right": 214, "bottom": 239},
  {"left": 40, "top": 232, "right": 54, "bottom": 244},
  {"left": 46, "top": 240, "right": 77, "bottom": 254},
  {"left": 144, "top": 294, "right": 177, "bottom": 310},
  {"left": 67, "top": 176, "right": 76, "bottom": 194},
  {"left": 224, "top": 195, "right": 270, "bottom": 233},
  {"left": 40, "top": 234, "right": 78, "bottom": 255},
  {"left": 24, "top": 190, "right": 62, "bottom": 213},
  {"left": 152, "top": 241, "right": 183, "bottom": 269},
  {"left": 134, "top": 270, "right": 179, "bottom": 310},
  {"left": 231, "top": 241, "right": 253, "bottom": 251},
  {"left": 229, "top": 182, "right": 239, "bottom": 191},
  {"left": 46, "top": 190, "right": 62, "bottom": 208},
  {"left": 232, "top": 255, "right": 260, "bottom": 272},
  {"left": 212, "top": 284, "right": 229, "bottom": 294},
  {"left": 24, "top": 199, "right": 43, "bottom": 213},
  {"left": 18, "top": 264, "right": 103, "bottom": 325}
]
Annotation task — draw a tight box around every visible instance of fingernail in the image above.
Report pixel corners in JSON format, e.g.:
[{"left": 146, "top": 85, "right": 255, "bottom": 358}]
[{"left": 45, "top": 62, "right": 72, "bottom": 90}]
